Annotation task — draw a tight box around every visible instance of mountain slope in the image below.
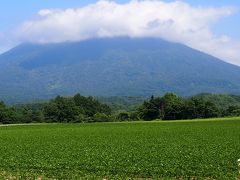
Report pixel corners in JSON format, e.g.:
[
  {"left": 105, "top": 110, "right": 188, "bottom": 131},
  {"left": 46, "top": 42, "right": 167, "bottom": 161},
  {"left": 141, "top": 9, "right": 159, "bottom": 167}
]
[{"left": 0, "top": 37, "right": 240, "bottom": 103}]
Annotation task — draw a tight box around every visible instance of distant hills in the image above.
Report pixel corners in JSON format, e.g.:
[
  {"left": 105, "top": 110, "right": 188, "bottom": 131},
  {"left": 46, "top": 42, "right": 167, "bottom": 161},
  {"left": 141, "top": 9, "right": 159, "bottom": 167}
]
[{"left": 1, "top": 37, "right": 240, "bottom": 104}]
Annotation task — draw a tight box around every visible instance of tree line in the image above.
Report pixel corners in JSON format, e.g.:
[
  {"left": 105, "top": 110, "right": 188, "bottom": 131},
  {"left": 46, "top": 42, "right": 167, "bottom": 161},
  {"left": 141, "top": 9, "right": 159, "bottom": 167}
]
[
  {"left": 1, "top": 93, "right": 240, "bottom": 124},
  {"left": 138, "top": 93, "right": 240, "bottom": 120}
]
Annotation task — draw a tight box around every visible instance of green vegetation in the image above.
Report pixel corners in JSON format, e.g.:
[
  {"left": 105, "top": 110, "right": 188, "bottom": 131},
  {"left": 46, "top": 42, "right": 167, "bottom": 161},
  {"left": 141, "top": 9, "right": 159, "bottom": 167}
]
[
  {"left": 138, "top": 93, "right": 220, "bottom": 120},
  {"left": 0, "top": 118, "right": 239, "bottom": 179},
  {"left": 1, "top": 93, "right": 240, "bottom": 124},
  {"left": 1, "top": 93, "right": 112, "bottom": 124},
  {"left": 1, "top": 93, "right": 240, "bottom": 178},
  {"left": 97, "top": 96, "right": 146, "bottom": 113}
]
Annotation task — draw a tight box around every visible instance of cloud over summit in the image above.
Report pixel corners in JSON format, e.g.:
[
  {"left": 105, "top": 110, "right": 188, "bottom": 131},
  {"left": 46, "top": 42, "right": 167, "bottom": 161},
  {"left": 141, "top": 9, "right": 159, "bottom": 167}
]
[{"left": 15, "top": 0, "right": 240, "bottom": 65}]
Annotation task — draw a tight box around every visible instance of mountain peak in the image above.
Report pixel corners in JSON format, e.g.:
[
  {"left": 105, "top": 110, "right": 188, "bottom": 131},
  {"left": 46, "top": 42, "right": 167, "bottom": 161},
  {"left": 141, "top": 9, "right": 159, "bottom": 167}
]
[{"left": 0, "top": 37, "right": 240, "bottom": 104}]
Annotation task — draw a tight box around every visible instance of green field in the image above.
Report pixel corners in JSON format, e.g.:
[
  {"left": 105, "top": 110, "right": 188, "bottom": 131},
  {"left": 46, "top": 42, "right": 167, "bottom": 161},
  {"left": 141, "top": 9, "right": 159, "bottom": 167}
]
[{"left": 0, "top": 118, "right": 240, "bottom": 179}]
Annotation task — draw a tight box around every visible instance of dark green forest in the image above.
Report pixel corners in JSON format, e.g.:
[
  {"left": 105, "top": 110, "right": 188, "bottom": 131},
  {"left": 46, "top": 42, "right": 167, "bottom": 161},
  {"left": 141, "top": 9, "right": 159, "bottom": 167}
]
[{"left": 1, "top": 93, "right": 240, "bottom": 124}]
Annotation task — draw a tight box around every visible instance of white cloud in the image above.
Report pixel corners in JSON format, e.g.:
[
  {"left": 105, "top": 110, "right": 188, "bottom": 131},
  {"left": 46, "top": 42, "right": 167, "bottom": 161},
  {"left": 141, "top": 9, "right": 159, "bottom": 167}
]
[{"left": 14, "top": 0, "right": 240, "bottom": 65}]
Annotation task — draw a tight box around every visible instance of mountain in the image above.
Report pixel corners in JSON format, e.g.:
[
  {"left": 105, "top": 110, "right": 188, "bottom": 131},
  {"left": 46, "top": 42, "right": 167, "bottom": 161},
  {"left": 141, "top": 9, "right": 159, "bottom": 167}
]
[{"left": 1, "top": 37, "right": 240, "bottom": 104}]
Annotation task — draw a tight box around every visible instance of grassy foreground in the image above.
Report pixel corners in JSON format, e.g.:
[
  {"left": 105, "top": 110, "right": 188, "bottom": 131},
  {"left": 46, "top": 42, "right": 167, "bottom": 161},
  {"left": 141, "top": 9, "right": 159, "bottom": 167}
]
[{"left": 0, "top": 118, "right": 240, "bottom": 179}]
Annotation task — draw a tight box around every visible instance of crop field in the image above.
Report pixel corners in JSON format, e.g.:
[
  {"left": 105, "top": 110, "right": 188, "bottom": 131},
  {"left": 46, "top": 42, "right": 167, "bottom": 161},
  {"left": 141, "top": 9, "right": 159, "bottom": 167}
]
[{"left": 0, "top": 118, "right": 240, "bottom": 179}]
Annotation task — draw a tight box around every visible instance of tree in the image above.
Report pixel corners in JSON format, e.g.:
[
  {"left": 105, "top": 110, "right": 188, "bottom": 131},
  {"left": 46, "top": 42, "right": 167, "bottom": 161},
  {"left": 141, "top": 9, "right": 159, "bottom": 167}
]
[
  {"left": 93, "top": 113, "right": 110, "bottom": 122},
  {"left": 225, "top": 106, "right": 240, "bottom": 116},
  {"left": 116, "top": 112, "right": 130, "bottom": 121},
  {"left": 73, "top": 93, "right": 111, "bottom": 117},
  {"left": 43, "top": 94, "right": 111, "bottom": 122},
  {"left": 183, "top": 97, "right": 219, "bottom": 119},
  {"left": 44, "top": 96, "right": 78, "bottom": 122},
  {"left": 0, "top": 103, "right": 17, "bottom": 124},
  {"left": 137, "top": 93, "right": 219, "bottom": 121},
  {"left": 138, "top": 99, "right": 160, "bottom": 121},
  {"left": 160, "top": 93, "right": 184, "bottom": 120},
  {"left": 0, "top": 101, "right": 6, "bottom": 123}
]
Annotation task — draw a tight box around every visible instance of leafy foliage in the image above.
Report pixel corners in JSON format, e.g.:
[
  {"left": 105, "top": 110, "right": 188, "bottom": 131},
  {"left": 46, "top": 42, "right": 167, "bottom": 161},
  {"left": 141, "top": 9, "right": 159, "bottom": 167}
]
[
  {"left": 0, "top": 94, "right": 111, "bottom": 124},
  {"left": 138, "top": 93, "right": 236, "bottom": 120},
  {"left": 1, "top": 93, "right": 240, "bottom": 124},
  {"left": 0, "top": 119, "right": 239, "bottom": 179}
]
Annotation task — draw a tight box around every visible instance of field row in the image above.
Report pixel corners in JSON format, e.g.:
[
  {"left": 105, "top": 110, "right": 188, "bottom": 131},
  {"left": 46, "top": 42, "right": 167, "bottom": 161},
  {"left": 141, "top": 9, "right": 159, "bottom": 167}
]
[{"left": 0, "top": 118, "right": 240, "bottom": 179}]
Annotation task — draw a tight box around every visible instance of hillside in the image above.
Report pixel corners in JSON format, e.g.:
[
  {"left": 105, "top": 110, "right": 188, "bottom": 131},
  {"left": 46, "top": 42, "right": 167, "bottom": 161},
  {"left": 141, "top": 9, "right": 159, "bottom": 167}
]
[{"left": 1, "top": 37, "right": 240, "bottom": 103}]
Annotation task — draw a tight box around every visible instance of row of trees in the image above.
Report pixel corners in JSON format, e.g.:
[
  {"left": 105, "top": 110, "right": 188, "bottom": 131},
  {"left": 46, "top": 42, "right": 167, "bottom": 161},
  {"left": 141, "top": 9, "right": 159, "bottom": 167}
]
[
  {"left": 43, "top": 94, "right": 111, "bottom": 122},
  {"left": 138, "top": 93, "right": 240, "bottom": 120},
  {"left": 1, "top": 93, "right": 240, "bottom": 124},
  {"left": 0, "top": 94, "right": 112, "bottom": 124}
]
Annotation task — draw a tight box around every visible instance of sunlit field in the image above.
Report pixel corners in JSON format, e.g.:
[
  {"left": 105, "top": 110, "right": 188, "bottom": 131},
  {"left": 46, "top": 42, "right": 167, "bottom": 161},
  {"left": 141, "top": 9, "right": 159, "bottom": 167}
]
[{"left": 0, "top": 117, "right": 240, "bottom": 179}]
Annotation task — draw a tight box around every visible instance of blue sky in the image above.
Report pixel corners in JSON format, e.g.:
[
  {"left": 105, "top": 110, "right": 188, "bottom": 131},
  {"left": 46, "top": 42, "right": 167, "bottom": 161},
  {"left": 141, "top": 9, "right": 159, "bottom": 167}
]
[{"left": 0, "top": 0, "right": 240, "bottom": 64}]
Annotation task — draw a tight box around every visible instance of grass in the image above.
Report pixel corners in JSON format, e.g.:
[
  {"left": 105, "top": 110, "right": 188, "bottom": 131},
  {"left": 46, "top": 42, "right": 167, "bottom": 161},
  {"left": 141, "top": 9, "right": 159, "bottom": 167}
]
[{"left": 0, "top": 117, "right": 240, "bottom": 179}]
